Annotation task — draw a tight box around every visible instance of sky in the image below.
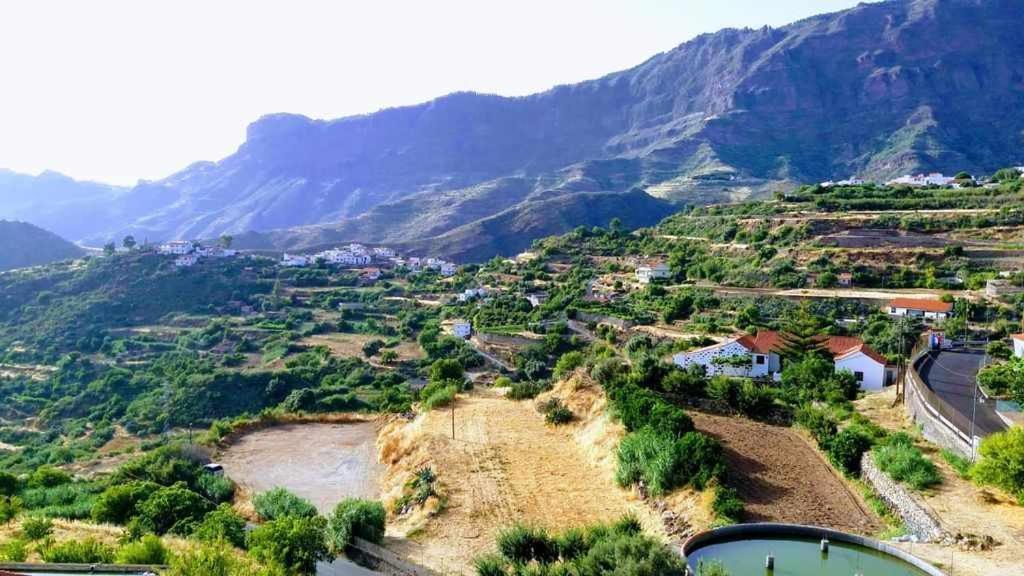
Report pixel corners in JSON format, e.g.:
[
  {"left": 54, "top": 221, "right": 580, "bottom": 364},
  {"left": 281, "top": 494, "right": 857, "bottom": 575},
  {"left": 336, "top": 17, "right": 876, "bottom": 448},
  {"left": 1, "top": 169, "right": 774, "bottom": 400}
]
[{"left": 0, "top": 0, "right": 862, "bottom": 185}]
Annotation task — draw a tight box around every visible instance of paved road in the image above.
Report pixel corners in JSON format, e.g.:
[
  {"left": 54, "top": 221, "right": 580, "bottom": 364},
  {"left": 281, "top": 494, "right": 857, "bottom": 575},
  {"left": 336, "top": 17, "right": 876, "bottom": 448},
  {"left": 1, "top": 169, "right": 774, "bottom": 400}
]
[{"left": 916, "top": 350, "right": 1008, "bottom": 437}]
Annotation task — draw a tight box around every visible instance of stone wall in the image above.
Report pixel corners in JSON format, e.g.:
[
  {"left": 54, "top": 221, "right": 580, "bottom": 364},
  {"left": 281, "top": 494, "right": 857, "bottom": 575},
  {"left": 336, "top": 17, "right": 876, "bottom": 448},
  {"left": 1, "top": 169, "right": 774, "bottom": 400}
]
[
  {"left": 574, "top": 311, "right": 634, "bottom": 330},
  {"left": 861, "top": 452, "right": 944, "bottom": 542},
  {"left": 346, "top": 537, "right": 439, "bottom": 576}
]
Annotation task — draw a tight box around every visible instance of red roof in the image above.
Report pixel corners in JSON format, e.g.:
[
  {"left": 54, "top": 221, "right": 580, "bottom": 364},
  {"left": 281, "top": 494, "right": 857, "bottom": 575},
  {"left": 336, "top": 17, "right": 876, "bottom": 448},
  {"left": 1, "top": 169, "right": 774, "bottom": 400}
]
[
  {"left": 738, "top": 330, "right": 888, "bottom": 365},
  {"left": 1012, "top": 334, "right": 1024, "bottom": 342},
  {"left": 888, "top": 298, "right": 952, "bottom": 313}
]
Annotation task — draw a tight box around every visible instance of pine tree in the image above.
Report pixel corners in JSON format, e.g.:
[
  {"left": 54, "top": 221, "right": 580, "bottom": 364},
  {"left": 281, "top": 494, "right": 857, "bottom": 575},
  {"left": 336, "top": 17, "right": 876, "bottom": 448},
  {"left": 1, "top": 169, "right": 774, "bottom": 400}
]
[{"left": 778, "top": 303, "right": 827, "bottom": 359}]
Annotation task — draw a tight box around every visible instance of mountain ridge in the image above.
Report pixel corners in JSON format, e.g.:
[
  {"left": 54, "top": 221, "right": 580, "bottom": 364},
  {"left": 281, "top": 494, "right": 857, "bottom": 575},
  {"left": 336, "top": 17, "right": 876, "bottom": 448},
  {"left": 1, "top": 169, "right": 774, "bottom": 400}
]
[{"left": 3, "top": 0, "right": 1023, "bottom": 260}]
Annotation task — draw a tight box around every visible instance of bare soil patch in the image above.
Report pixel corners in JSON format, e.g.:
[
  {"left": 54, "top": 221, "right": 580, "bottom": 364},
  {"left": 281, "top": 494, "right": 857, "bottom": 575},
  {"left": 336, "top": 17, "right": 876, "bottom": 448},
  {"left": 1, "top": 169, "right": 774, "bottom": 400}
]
[
  {"left": 303, "top": 333, "right": 422, "bottom": 363},
  {"left": 690, "top": 411, "right": 881, "bottom": 534},
  {"left": 219, "top": 422, "right": 383, "bottom": 514},
  {"left": 378, "top": 386, "right": 661, "bottom": 575}
]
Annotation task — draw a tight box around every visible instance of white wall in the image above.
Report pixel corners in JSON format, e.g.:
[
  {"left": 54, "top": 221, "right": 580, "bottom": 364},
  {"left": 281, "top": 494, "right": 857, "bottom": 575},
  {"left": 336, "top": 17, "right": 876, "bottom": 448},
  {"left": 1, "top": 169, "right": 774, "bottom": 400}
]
[
  {"left": 835, "top": 351, "right": 886, "bottom": 391},
  {"left": 1013, "top": 338, "right": 1024, "bottom": 358},
  {"left": 673, "top": 340, "right": 752, "bottom": 377}
]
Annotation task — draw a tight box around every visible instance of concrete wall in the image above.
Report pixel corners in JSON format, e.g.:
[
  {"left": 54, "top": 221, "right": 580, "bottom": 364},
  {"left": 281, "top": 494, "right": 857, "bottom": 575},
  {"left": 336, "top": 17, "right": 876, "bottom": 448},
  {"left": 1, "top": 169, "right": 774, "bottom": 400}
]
[
  {"left": 904, "top": 372, "right": 975, "bottom": 459},
  {"left": 347, "top": 537, "right": 439, "bottom": 576},
  {"left": 861, "top": 452, "right": 944, "bottom": 542}
]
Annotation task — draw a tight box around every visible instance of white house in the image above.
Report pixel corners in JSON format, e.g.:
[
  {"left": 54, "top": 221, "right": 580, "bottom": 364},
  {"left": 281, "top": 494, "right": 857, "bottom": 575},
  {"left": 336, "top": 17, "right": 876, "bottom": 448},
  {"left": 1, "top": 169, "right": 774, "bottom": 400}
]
[
  {"left": 281, "top": 253, "right": 310, "bottom": 267},
  {"left": 174, "top": 254, "right": 199, "bottom": 267},
  {"left": 452, "top": 320, "right": 472, "bottom": 339},
  {"left": 373, "top": 246, "right": 396, "bottom": 259},
  {"left": 1012, "top": 334, "right": 1024, "bottom": 358},
  {"left": 526, "top": 292, "right": 549, "bottom": 308},
  {"left": 636, "top": 262, "right": 671, "bottom": 284},
  {"left": 886, "top": 173, "right": 956, "bottom": 187},
  {"left": 158, "top": 240, "right": 195, "bottom": 255},
  {"left": 886, "top": 298, "right": 952, "bottom": 321},
  {"left": 457, "top": 288, "right": 487, "bottom": 303},
  {"left": 672, "top": 331, "right": 894, "bottom": 391},
  {"left": 440, "top": 262, "right": 458, "bottom": 277}
]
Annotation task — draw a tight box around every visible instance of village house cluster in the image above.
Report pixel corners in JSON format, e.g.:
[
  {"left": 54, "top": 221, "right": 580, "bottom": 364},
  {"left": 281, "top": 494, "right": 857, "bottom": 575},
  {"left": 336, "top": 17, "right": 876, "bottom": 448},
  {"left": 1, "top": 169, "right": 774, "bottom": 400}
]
[
  {"left": 157, "top": 240, "right": 237, "bottom": 267},
  {"left": 281, "top": 243, "right": 458, "bottom": 276}
]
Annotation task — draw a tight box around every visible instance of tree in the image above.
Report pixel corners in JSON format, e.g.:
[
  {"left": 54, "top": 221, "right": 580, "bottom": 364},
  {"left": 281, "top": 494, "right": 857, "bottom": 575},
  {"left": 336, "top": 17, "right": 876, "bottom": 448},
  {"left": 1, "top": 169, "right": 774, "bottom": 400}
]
[
  {"left": 609, "top": 217, "right": 623, "bottom": 236},
  {"left": 123, "top": 235, "right": 137, "bottom": 250},
  {"left": 361, "top": 339, "right": 384, "bottom": 358},
  {"left": 218, "top": 235, "right": 233, "bottom": 249},
  {"left": 103, "top": 242, "right": 116, "bottom": 256},
  {"left": 247, "top": 515, "right": 329, "bottom": 575},
  {"left": 253, "top": 487, "right": 318, "bottom": 521},
  {"left": 136, "top": 484, "right": 212, "bottom": 534},
  {"left": 429, "top": 358, "right": 464, "bottom": 384},
  {"left": 777, "top": 303, "right": 827, "bottom": 359},
  {"left": 973, "top": 427, "right": 1024, "bottom": 504},
  {"left": 193, "top": 504, "right": 247, "bottom": 548}
]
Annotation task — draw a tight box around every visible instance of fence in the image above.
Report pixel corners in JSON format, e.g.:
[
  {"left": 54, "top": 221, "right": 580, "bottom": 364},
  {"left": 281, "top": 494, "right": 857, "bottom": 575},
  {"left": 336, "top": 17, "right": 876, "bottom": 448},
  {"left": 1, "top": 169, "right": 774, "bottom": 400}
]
[{"left": 903, "top": 336, "right": 977, "bottom": 457}]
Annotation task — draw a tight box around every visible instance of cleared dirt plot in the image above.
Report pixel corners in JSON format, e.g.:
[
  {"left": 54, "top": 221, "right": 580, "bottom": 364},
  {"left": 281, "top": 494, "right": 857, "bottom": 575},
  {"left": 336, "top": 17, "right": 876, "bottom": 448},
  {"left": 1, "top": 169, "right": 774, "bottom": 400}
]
[
  {"left": 690, "top": 411, "right": 881, "bottom": 534},
  {"left": 219, "top": 422, "right": 382, "bottom": 514},
  {"left": 303, "top": 333, "right": 422, "bottom": 363},
  {"left": 379, "top": 387, "right": 658, "bottom": 575}
]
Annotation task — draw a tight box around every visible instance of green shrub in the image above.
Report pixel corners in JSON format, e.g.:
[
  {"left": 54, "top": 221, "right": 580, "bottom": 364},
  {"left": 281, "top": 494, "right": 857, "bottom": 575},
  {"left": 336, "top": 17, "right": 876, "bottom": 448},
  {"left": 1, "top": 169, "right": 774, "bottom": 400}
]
[
  {"left": 706, "top": 376, "right": 740, "bottom": 406},
  {"left": 196, "top": 472, "right": 235, "bottom": 504},
  {"left": 168, "top": 541, "right": 286, "bottom": 576},
  {"left": 712, "top": 486, "right": 743, "bottom": 523},
  {"left": 116, "top": 534, "right": 169, "bottom": 565},
  {"left": 28, "top": 466, "right": 73, "bottom": 489},
  {"left": 545, "top": 405, "right": 574, "bottom": 425},
  {"left": 136, "top": 484, "right": 213, "bottom": 535},
  {"left": 795, "top": 405, "right": 837, "bottom": 445},
  {"left": 193, "top": 503, "right": 247, "bottom": 548},
  {"left": 973, "top": 427, "right": 1024, "bottom": 503},
  {"left": 41, "top": 538, "right": 116, "bottom": 563},
  {"left": 247, "top": 515, "right": 329, "bottom": 576},
  {"left": 736, "top": 381, "right": 775, "bottom": 417},
  {"left": 615, "top": 429, "right": 724, "bottom": 495},
  {"left": 696, "top": 560, "right": 730, "bottom": 576},
  {"left": 92, "top": 481, "right": 159, "bottom": 525},
  {"left": 826, "top": 428, "right": 874, "bottom": 476},
  {"left": 420, "top": 382, "right": 457, "bottom": 410},
  {"left": 507, "top": 381, "right": 550, "bottom": 400},
  {"left": 473, "top": 553, "right": 507, "bottom": 576},
  {"left": 326, "top": 498, "right": 386, "bottom": 552},
  {"left": 0, "top": 496, "right": 22, "bottom": 524},
  {"left": 0, "top": 472, "right": 20, "bottom": 496},
  {"left": 252, "top": 487, "right": 318, "bottom": 521},
  {"left": 0, "top": 538, "right": 28, "bottom": 562},
  {"left": 20, "top": 516, "right": 54, "bottom": 541},
  {"left": 496, "top": 524, "right": 558, "bottom": 565},
  {"left": 873, "top": 437, "right": 941, "bottom": 490}
]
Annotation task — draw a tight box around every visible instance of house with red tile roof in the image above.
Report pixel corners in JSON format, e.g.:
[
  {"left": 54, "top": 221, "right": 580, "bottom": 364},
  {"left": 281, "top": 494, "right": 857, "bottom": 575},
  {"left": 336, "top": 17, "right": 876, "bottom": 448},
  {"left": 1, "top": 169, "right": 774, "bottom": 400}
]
[
  {"left": 886, "top": 298, "right": 952, "bottom": 321},
  {"left": 672, "top": 330, "right": 894, "bottom": 391}
]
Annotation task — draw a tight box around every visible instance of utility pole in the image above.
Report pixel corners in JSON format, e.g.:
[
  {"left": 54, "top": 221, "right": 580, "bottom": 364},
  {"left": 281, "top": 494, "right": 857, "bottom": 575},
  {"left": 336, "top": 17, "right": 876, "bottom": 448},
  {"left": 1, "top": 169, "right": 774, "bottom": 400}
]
[{"left": 451, "top": 399, "right": 456, "bottom": 440}]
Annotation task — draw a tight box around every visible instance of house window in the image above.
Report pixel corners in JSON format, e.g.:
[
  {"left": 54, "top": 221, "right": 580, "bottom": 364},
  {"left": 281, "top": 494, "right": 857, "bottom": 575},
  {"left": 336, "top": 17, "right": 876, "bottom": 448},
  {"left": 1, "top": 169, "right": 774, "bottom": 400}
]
[
  {"left": 889, "top": 307, "right": 896, "bottom": 313},
  {"left": 854, "top": 371, "right": 864, "bottom": 382},
  {"left": 755, "top": 355, "right": 765, "bottom": 365}
]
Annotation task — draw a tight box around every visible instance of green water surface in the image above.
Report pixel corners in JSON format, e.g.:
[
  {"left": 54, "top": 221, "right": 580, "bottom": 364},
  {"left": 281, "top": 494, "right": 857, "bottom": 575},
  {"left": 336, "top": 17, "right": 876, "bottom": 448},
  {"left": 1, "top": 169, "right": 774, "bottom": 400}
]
[{"left": 687, "top": 536, "right": 931, "bottom": 576}]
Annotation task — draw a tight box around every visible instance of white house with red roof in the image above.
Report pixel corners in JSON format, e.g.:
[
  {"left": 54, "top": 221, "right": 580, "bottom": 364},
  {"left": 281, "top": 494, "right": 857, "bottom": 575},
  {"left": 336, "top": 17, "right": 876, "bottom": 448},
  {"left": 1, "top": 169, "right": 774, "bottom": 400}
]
[
  {"left": 672, "top": 330, "right": 894, "bottom": 390},
  {"left": 886, "top": 298, "right": 952, "bottom": 321}
]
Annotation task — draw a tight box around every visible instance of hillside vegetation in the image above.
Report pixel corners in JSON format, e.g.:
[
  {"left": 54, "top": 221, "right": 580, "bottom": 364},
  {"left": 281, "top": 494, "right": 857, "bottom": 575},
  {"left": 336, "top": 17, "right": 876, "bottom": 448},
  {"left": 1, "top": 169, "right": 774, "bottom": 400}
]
[{"left": 0, "top": 221, "right": 84, "bottom": 272}]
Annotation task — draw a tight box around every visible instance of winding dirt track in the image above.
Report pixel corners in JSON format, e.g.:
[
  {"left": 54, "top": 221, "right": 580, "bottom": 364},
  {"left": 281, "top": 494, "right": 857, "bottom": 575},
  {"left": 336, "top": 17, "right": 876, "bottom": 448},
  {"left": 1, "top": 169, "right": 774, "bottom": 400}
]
[{"left": 690, "top": 411, "right": 881, "bottom": 534}]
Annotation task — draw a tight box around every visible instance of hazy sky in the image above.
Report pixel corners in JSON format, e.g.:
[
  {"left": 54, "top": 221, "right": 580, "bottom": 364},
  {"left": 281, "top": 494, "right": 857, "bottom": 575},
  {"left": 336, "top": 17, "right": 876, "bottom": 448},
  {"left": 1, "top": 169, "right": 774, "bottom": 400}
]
[{"left": 0, "top": 0, "right": 861, "bottom": 185}]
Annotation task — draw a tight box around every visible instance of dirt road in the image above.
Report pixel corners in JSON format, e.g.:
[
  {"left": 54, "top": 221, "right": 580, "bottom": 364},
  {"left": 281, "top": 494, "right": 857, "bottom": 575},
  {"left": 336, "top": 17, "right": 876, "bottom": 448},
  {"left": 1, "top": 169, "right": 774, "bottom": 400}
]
[
  {"left": 690, "top": 411, "right": 881, "bottom": 534},
  {"left": 383, "top": 388, "right": 651, "bottom": 575}
]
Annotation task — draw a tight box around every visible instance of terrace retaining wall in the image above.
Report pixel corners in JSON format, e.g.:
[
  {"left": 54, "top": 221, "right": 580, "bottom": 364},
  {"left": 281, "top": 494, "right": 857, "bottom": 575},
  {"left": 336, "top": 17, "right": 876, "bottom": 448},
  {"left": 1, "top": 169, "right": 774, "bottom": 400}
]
[{"left": 860, "top": 452, "right": 944, "bottom": 542}]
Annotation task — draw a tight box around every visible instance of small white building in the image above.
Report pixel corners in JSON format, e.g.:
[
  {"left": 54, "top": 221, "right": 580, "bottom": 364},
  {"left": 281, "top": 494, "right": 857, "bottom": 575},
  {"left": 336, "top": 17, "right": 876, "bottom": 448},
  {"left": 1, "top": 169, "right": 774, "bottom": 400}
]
[
  {"left": 457, "top": 288, "right": 487, "bottom": 303},
  {"left": 360, "top": 267, "right": 382, "bottom": 281},
  {"left": 281, "top": 253, "right": 310, "bottom": 267},
  {"left": 526, "top": 292, "right": 549, "bottom": 308},
  {"left": 672, "top": 330, "right": 894, "bottom": 391},
  {"left": 174, "top": 254, "right": 199, "bottom": 267},
  {"left": 1012, "top": 334, "right": 1024, "bottom": 358},
  {"left": 886, "top": 173, "right": 956, "bottom": 188},
  {"left": 886, "top": 298, "right": 953, "bottom": 321},
  {"left": 453, "top": 320, "right": 472, "bottom": 339},
  {"left": 636, "top": 262, "right": 671, "bottom": 284},
  {"left": 158, "top": 240, "right": 195, "bottom": 255},
  {"left": 440, "top": 262, "right": 458, "bottom": 277},
  {"left": 373, "top": 246, "right": 396, "bottom": 259}
]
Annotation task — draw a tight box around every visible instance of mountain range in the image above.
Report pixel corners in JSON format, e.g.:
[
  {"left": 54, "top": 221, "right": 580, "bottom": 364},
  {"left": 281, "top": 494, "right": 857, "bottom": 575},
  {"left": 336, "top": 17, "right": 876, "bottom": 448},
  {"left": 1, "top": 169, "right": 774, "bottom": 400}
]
[
  {"left": 2, "top": 0, "right": 1023, "bottom": 261},
  {"left": 0, "top": 220, "right": 85, "bottom": 272}
]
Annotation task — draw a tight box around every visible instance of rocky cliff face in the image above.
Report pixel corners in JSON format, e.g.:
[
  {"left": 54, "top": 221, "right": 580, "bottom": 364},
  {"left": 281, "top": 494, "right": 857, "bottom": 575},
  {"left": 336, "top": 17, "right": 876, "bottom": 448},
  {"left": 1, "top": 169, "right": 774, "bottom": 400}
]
[{"left": 7, "top": 0, "right": 1024, "bottom": 260}]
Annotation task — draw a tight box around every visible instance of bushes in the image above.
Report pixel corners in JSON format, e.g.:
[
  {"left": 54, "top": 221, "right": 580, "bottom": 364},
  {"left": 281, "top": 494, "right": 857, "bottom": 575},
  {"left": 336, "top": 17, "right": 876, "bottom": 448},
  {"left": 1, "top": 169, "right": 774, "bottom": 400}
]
[
  {"left": 253, "top": 487, "right": 318, "bottom": 521},
  {"left": 92, "top": 480, "right": 158, "bottom": 525},
  {"left": 506, "top": 381, "right": 550, "bottom": 400},
  {"left": 553, "top": 351, "right": 585, "bottom": 379},
  {"left": 537, "top": 398, "right": 573, "bottom": 425},
  {"left": 326, "top": 498, "right": 387, "bottom": 552},
  {"left": 115, "top": 534, "right": 169, "bottom": 565},
  {"left": 607, "top": 383, "right": 693, "bottom": 437},
  {"left": 616, "top": 429, "right": 725, "bottom": 496},
  {"left": 20, "top": 516, "right": 54, "bottom": 540},
  {"left": 168, "top": 541, "right": 285, "bottom": 576},
  {"left": 40, "top": 537, "right": 115, "bottom": 563},
  {"left": 419, "top": 381, "right": 458, "bottom": 410},
  {"left": 973, "top": 427, "right": 1024, "bottom": 503},
  {"left": 712, "top": 486, "right": 744, "bottom": 523},
  {"left": 941, "top": 449, "right": 973, "bottom": 479},
  {"left": 795, "top": 405, "right": 837, "bottom": 444},
  {"left": 872, "top": 433, "right": 941, "bottom": 490},
  {"left": 0, "top": 538, "right": 27, "bottom": 562},
  {"left": 826, "top": 428, "right": 874, "bottom": 476},
  {"left": 247, "top": 515, "right": 329, "bottom": 576},
  {"left": 193, "top": 504, "right": 247, "bottom": 548},
  {"left": 135, "top": 484, "right": 213, "bottom": 535},
  {"left": 478, "top": 518, "right": 686, "bottom": 575}
]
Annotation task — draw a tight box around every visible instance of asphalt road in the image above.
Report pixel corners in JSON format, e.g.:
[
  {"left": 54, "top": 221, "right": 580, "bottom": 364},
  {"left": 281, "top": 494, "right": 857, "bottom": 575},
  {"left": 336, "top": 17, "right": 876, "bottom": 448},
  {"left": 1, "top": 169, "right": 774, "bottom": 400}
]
[{"left": 916, "top": 349, "right": 1008, "bottom": 438}]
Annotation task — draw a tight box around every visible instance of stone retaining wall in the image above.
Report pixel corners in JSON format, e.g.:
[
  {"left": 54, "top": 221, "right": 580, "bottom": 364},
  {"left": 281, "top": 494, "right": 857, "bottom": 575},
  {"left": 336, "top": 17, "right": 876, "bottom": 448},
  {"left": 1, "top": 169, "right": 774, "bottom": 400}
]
[
  {"left": 346, "top": 537, "right": 439, "bottom": 576},
  {"left": 574, "top": 311, "right": 634, "bottom": 330},
  {"left": 860, "top": 452, "right": 944, "bottom": 542}
]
